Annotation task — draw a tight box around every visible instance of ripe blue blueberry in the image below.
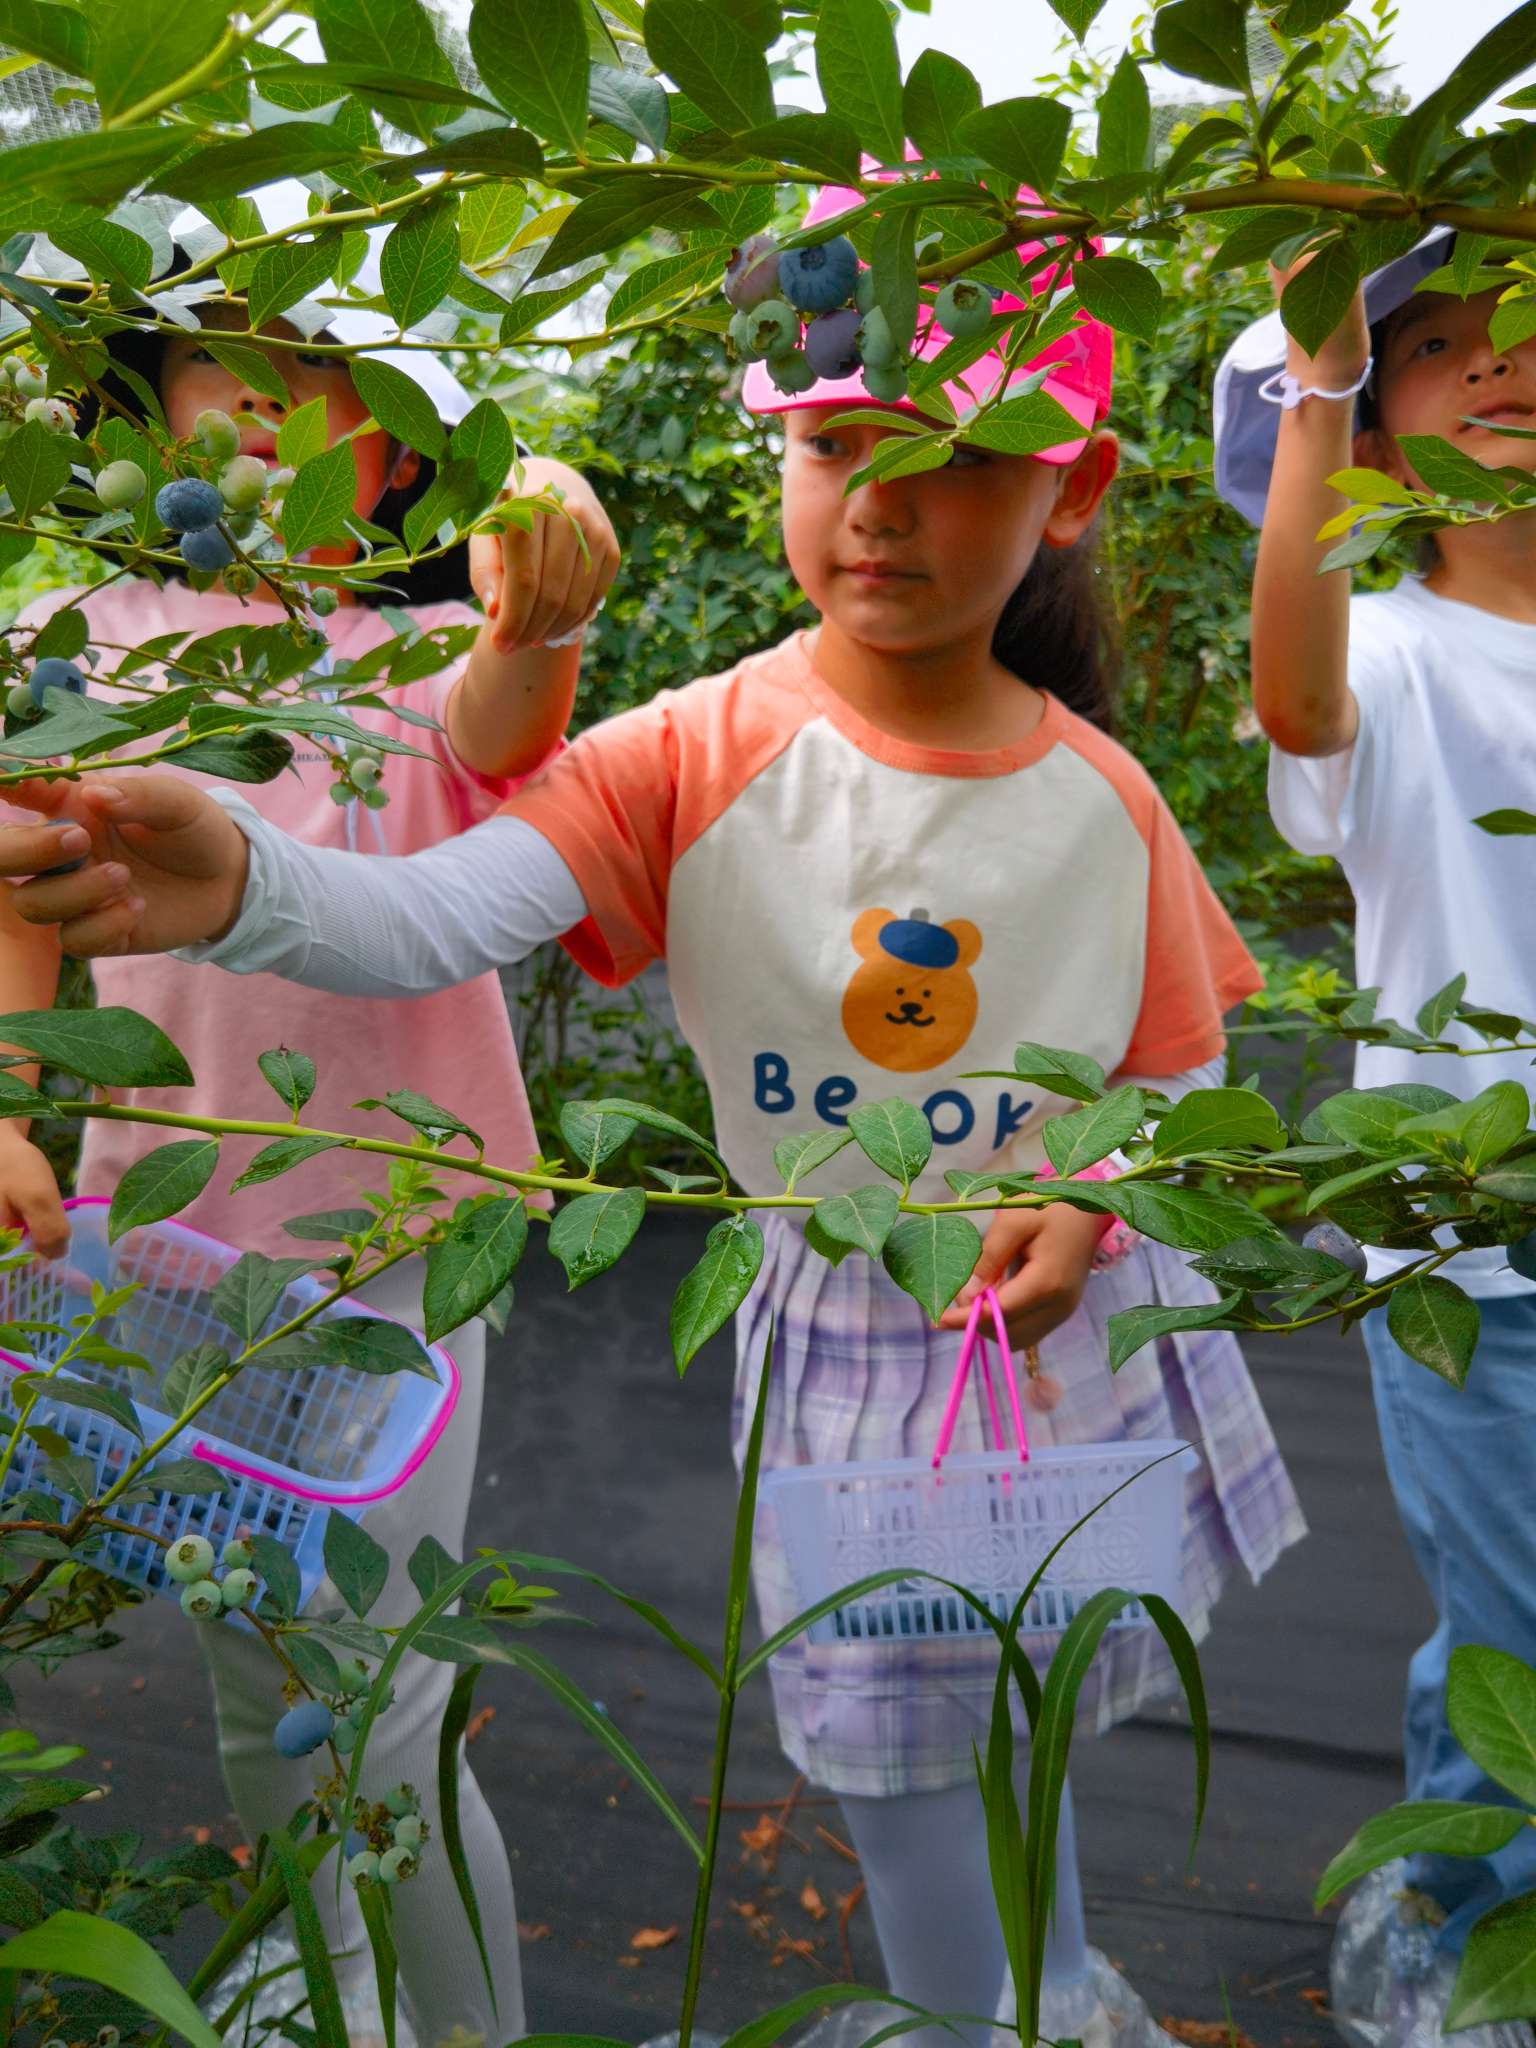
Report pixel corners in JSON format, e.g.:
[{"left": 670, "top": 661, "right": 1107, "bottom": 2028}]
[
  {"left": 766, "top": 350, "right": 817, "bottom": 396},
  {"left": 28, "top": 659, "right": 87, "bottom": 708},
  {"left": 180, "top": 1579, "right": 223, "bottom": 1622},
  {"left": 274, "top": 1699, "right": 335, "bottom": 1758},
  {"left": 863, "top": 363, "right": 910, "bottom": 404},
  {"left": 347, "top": 1849, "right": 380, "bottom": 1887},
  {"left": 95, "top": 459, "right": 147, "bottom": 511},
  {"left": 220, "top": 1567, "right": 257, "bottom": 1610},
  {"left": 1509, "top": 1227, "right": 1536, "bottom": 1283},
  {"left": 222, "top": 1536, "right": 253, "bottom": 1570},
  {"left": 180, "top": 527, "right": 235, "bottom": 574},
  {"left": 803, "top": 309, "right": 863, "bottom": 382},
  {"left": 166, "top": 1533, "right": 216, "bottom": 1584},
  {"left": 383, "top": 1783, "right": 417, "bottom": 1818},
  {"left": 934, "top": 279, "right": 994, "bottom": 340},
  {"left": 1302, "top": 1222, "right": 1368, "bottom": 1277},
  {"left": 195, "top": 408, "right": 242, "bottom": 460},
  {"left": 722, "top": 233, "right": 783, "bottom": 312},
  {"left": 154, "top": 477, "right": 224, "bottom": 534},
  {"left": 378, "top": 1844, "right": 417, "bottom": 1884},
  {"left": 218, "top": 454, "right": 267, "bottom": 511},
  {"left": 778, "top": 236, "right": 859, "bottom": 315},
  {"left": 392, "top": 1812, "right": 423, "bottom": 1851}
]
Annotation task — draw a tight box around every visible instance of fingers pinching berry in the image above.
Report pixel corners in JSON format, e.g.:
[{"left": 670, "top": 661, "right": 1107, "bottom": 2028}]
[
  {"left": 273, "top": 1699, "right": 335, "bottom": 1758},
  {"left": 778, "top": 236, "right": 859, "bottom": 314}
]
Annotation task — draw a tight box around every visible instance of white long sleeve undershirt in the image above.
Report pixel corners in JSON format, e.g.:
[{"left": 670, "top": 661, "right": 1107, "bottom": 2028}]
[{"left": 177, "top": 793, "right": 1230, "bottom": 1107}]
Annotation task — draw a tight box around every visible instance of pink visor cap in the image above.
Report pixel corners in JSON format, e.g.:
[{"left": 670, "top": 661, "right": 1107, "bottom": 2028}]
[{"left": 742, "top": 166, "right": 1114, "bottom": 464}]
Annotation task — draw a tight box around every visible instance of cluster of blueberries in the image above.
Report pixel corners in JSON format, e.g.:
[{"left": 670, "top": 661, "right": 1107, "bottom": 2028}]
[
  {"left": 272, "top": 1653, "right": 395, "bottom": 1765},
  {"left": 139, "top": 405, "right": 303, "bottom": 590},
  {"left": 343, "top": 1783, "right": 427, "bottom": 1892},
  {"left": 165, "top": 1529, "right": 259, "bottom": 1618},
  {"left": 38, "top": 2027, "right": 121, "bottom": 2048},
  {"left": 723, "top": 231, "right": 996, "bottom": 401}
]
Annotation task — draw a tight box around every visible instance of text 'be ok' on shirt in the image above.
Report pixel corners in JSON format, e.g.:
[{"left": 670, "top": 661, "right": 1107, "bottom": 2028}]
[
  {"left": 505, "top": 630, "right": 1259, "bottom": 1202},
  {"left": 1268, "top": 575, "right": 1536, "bottom": 1297}
]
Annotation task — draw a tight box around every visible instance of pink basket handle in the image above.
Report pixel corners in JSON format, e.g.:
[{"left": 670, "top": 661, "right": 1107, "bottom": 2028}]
[{"left": 931, "top": 1286, "right": 1029, "bottom": 1471}]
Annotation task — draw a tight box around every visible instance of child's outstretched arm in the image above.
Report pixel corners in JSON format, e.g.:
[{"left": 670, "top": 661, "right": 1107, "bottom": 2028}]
[
  {"left": 0, "top": 881, "right": 70, "bottom": 1253},
  {"left": 0, "top": 775, "right": 585, "bottom": 993},
  {"left": 1249, "top": 269, "right": 1371, "bottom": 758},
  {"left": 449, "top": 455, "right": 620, "bottom": 780}
]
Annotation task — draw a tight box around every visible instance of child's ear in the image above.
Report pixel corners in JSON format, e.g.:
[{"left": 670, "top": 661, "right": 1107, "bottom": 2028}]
[
  {"left": 1041, "top": 432, "right": 1119, "bottom": 549},
  {"left": 387, "top": 443, "right": 422, "bottom": 491}
]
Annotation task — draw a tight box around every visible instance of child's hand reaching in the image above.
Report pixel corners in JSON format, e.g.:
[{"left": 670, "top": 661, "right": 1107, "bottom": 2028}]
[
  {"left": 469, "top": 456, "right": 620, "bottom": 655},
  {"left": 1269, "top": 255, "right": 1370, "bottom": 389},
  {"left": 938, "top": 1201, "right": 1106, "bottom": 1352},
  {"left": 0, "top": 775, "right": 249, "bottom": 957}
]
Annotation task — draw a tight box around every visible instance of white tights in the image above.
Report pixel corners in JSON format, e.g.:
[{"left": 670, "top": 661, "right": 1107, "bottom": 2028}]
[
  {"left": 199, "top": 1264, "right": 523, "bottom": 2048},
  {"left": 837, "top": 1775, "right": 1089, "bottom": 2048}
]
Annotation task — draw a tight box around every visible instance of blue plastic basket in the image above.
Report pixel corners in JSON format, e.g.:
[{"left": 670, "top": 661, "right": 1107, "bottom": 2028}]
[{"left": 0, "top": 1198, "right": 459, "bottom": 1608}]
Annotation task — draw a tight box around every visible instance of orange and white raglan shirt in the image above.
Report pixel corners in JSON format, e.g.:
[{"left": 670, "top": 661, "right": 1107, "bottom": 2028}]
[{"left": 192, "top": 631, "right": 1261, "bottom": 1200}]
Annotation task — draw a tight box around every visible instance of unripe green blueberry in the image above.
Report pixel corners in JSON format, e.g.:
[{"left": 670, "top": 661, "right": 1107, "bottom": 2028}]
[
  {"left": 856, "top": 307, "right": 898, "bottom": 370},
  {"left": 97, "top": 2029, "right": 122, "bottom": 2048},
  {"left": 765, "top": 349, "right": 816, "bottom": 395},
  {"left": 934, "top": 278, "right": 994, "bottom": 339},
  {"left": 5, "top": 683, "right": 36, "bottom": 719},
  {"left": 392, "top": 1812, "right": 423, "bottom": 1850},
  {"left": 180, "top": 1579, "right": 224, "bottom": 1622},
  {"left": 24, "top": 396, "right": 73, "bottom": 435},
  {"left": 863, "top": 363, "right": 910, "bottom": 403},
  {"left": 195, "top": 408, "right": 242, "bottom": 460},
  {"left": 360, "top": 785, "right": 388, "bottom": 811},
  {"left": 166, "top": 1533, "right": 216, "bottom": 1583},
  {"left": 347, "top": 1849, "right": 381, "bottom": 1887},
  {"left": 220, "top": 1567, "right": 257, "bottom": 1609},
  {"left": 329, "top": 782, "right": 353, "bottom": 807},
  {"left": 308, "top": 585, "right": 339, "bottom": 617},
  {"left": 218, "top": 453, "right": 267, "bottom": 511},
  {"left": 349, "top": 1696, "right": 369, "bottom": 1730},
  {"left": 378, "top": 1844, "right": 417, "bottom": 1884},
  {"left": 95, "top": 459, "right": 147, "bottom": 511},
  {"left": 224, "top": 562, "right": 257, "bottom": 597},
  {"left": 333, "top": 1718, "right": 357, "bottom": 1755},
  {"left": 350, "top": 756, "right": 380, "bottom": 790},
  {"left": 225, "top": 510, "right": 259, "bottom": 541},
  {"left": 855, "top": 268, "right": 878, "bottom": 316},
  {"left": 12, "top": 363, "right": 45, "bottom": 400},
  {"left": 383, "top": 1783, "right": 417, "bottom": 1818},
  {"left": 733, "top": 297, "right": 799, "bottom": 362},
  {"left": 336, "top": 1657, "right": 370, "bottom": 1695},
  {"left": 267, "top": 464, "right": 296, "bottom": 497},
  {"left": 222, "top": 1536, "right": 254, "bottom": 1570}
]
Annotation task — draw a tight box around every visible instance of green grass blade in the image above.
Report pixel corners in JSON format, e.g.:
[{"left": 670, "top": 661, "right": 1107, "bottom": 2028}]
[
  {"left": 268, "top": 1828, "right": 348, "bottom": 2048},
  {"left": 357, "top": 1880, "right": 398, "bottom": 2048},
  {"left": 486, "top": 1547, "right": 720, "bottom": 1688},
  {"left": 719, "top": 1982, "right": 931, "bottom": 2048},
  {"left": 186, "top": 1833, "right": 335, "bottom": 1999},
  {"left": 0, "top": 1913, "right": 223, "bottom": 2048},
  {"left": 1141, "top": 1592, "right": 1211, "bottom": 1860},
  {"left": 439, "top": 1662, "right": 497, "bottom": 2015}
]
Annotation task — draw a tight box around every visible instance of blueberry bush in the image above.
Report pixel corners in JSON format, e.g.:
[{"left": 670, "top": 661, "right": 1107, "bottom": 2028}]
[{"left": 0, "top": 0, "right": 1532, "bottom": 2042}]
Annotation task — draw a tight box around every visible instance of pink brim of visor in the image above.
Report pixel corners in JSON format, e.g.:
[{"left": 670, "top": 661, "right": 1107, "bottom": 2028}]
[{"left": 742, "top": 166, "right": 1114, "bottom": 465}]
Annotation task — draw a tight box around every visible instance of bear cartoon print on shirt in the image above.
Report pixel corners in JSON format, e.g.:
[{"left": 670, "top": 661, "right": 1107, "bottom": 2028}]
[{"left": 841, "top": 908, "right": 983, "bottom": 1072}]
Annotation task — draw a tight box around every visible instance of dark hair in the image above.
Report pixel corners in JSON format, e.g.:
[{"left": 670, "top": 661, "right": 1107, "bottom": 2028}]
[
  {"left": 1356, "top": 311, "right": 1441, "bottom": 574},
  {"left": 990, "top": 523, "right": 1120, "bottom": 732},
  {"left": 82, "top": 300, "right": 470, "bottom": 606}
]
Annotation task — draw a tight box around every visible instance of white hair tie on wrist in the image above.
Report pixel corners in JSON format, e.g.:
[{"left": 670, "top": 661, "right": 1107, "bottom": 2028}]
[
  {"left": 540, "top": 597, "right": 604, "bottom": 648},
  {"left": 1257, "top": 355, "right": 1374, "bottom": 411}
]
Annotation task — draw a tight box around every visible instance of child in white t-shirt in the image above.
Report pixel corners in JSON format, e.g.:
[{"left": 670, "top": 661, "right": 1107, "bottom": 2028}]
[{"left": 1215, "top": 236, "right": 1536, "bottom": 2048}]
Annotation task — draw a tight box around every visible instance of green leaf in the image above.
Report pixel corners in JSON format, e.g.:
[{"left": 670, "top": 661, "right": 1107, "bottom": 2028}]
[
  {"left": 848, "top": 1096, "right": 933, "bottom": 1189},
  {"left": 250, "top": 1532, "right": 302, "bottom": 1620},
  {"left": 459, "top": 181, "right": 527, "bottom": 272},
  {"left": 268, "top": 1830, "right": 346, "bottom": 2045},
  {"left": 1209, "top": 208, "right": 1323, "bottom": 276},
  {"left": 1107, "top": 1291, "right": 1242, "bottom": 1373},
  {"left": 1073, "top": 256, "right": 1162, "bottom": 343},
  {"left": 1047, "top": 0, "right": 1107, "bottom": 37},
  {"left": 303, "top": 1316, "right": 435, "bottom": 1378},
  {"left": 91, "top": 0, "right": 227, "bottom": 120},
  {"left": 6, "top": 128, "right": 190, "bottom": 209},
  {"left": 1475, "top": 808, "right": 1536, "bottom": 836},
  {"left": 0, "top": 419, "right": 72, "bottom": 520},
  {"left": 588, "top": 62, "right": 670, "bottom": 153},
  {"left": 559, "top": 1099, "right": 638, "bottom": 1176},
  {"left": 153, "top": 125, "right": 363, "bottom": 203},
  {"left": 811, "top": 1185, "right": 901, "bottom": 1260},
  {"left": 247, "top": 232, "right": 341, "bottom": 329},
  {"left": 380, "top": 198, "right": 460, "bottom": 332},
  {"left": 1090, "top": 1182, "right": 1279, "bottom": 1255},
  {"left": 1387, "top": 1274, "right": 1480, "bottom": 1388},
  {"left": 958, "top": 97, "right": 1072, "bottom": 194},
  {"left": 365, "top": 1088, "right": 483, "bottom": 1150},
  {"left": 143, "top": 1454, "right": 226, "bottom": 1497},
  {"left": 1386, "top": 0, "right": 1536, "bottom": 191},
  {"left": 1447, "top": 1645, "right": 1536, "bottom": 1807},
  {"left": 106, "top": 1139, "right": 219, "bottom": 1242},
  {"left": 1417, "top": 973, "right": 1469, "bottom": 1039},
  {"left": 202, "top": 336, "right": 292, "bottom": 410},
  {"left": 1398, "top": 434, "right": 1518, "bottom": 502},
  {"left": 275, "top": 396, "right": 330, "bottom": 474},
  {"left": 881, "top": 1212, "right": 982, "bottom": 1321},
  {"left": 1153, "top": 1087, "right": 1285, "bottom": 1159},
  {"left": 1043, "top": 1086, "right": 1145, "bottom": 1177},
  {"left": 29, "top": 1374, "right": 142, "bottom": 1442},
  {"left": 229, "top": 1135, "right": 342, "bottom": 1196},
  {"left": 607, "top": 248, "right": 722, "bottom": 328},
  {"left": 1446, "top": 1891, "right": 1536, "bottom": 2032},
  {"left": 1151, "top": 0, "right": 1250, "bottom": 91},
  {"left": 644, "top": 0, "right": 774, "bottom": 132},
  {"left": 0, "top": 689, "right": 135, "bottom": 761},
  {"left": 1000, "top": 1043, "right": 1107, "bottom": 1104},
  {"left": 276, "top": 440, "right": 358, "bottom": 558},
  {"left": 257, "top": 1048, "right": 317, "bottom": 1119},
  {"left": 530, "top": 178, "right": 713, "bottom": 281},
  {"left": 437, "top": 1665, "right": 497, "bottom": 2014},
  {"left": 670, "top": 1215, "right": 764, "bottom": 1374},
  {"left": 1315, "top": 1798, "right": 1525, "bottom": 1908},
  {"left": 0, "top": 1008, "right": 191, "bottom": 1088},
  {"left": 1095, "top": 50, "right": 1151, "bottom": 177},
  {"left": 283, "top": 1207, "right": 374, "bottom": 1243},
  {"left": 1318, "top": 1089, "right": 1424, "bottom": 1156},
  {"left": 1280, "top": 238, "right": 1364, "bottom": 357},
  {"left": 172, "top": 729, "right": 295, "bottom": 784},
  {"left": 902, "top": 49, "right": 981, "bottom": 160},
  {"left": 548, "top": 1188, "right": 645, "bottom": 1291},
  {"left": 324, "top": 1509, "right": 390, "bottom": 1620},
  {"left": 0, "top": 0, "right": 96, "bottom": 75},
  {"left": 352, "top": 357, "right": 449, "bottom": 462},
  {"left": 815, "top": 0, "right": 905, "bottom": 163},
  {"left": 468, "top": 0, "right": 591, "bottom": 153},
  {"left": 1460, "top": 1082, "right": 1532, "bottom": 1171},
  {"left": 211, "top": 1253, "right": 318, "bottom": 1345},
  {"left": 162, "top": 1343, "right": 229, "bottom": 1421},
  {"left": 0, "top": 1865, "right": 42, "bottom": 1929},
  {"left": 422, "top": 1199, "right": 528, "bottom": 1340},
  {"left": 565, "top": 1097, "right": 724, "bottom": 1178},
  {"left": 314, "top": 0, "right": 461, "bottom": 139},
  {"left": 449, "top": 396, "right": 515, "bottom": 503},
  {"left": 285, "top": 1632, "right": 342, "bottom": 1701},
  {"left": 773, "top": 1129, "right": 853, "bottom": 1192},
  {"left": 0, "top": 1912, "right": 221, "bottom": 2048}
]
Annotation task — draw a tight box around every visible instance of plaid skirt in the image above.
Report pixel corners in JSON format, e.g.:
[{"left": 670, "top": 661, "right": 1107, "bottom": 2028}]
[{"left": 733, "top": 1215, "right": 1306, "bottom": 1798}]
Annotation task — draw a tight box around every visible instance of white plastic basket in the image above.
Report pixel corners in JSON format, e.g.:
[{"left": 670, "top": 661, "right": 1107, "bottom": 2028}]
[
  {"left": 759, "top": 1287, "right": 1195, "bottom": 1646},
  {"left": 0, "top": 1198, "right": 459, "bottom": 1608}
]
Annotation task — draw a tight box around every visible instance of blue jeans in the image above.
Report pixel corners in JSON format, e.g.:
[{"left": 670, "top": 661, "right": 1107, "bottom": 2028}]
[{"left": 1365, "top": 1291, "right": 1536, "bottom": 1952}]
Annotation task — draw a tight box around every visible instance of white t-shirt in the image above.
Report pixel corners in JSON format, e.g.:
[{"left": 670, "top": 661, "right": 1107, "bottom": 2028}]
[{"left": 1268, "top": 576, "right": 1536, "bottom": 1297}]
